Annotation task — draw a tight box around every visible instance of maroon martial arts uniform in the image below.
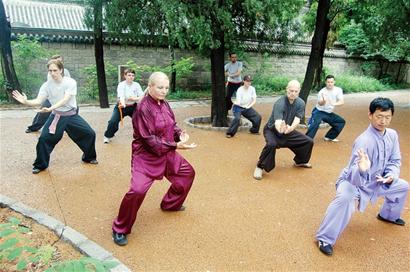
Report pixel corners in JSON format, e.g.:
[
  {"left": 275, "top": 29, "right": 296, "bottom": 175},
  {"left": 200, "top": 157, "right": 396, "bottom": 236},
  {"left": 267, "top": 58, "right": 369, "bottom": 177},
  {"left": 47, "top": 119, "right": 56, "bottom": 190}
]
[{"left": 113, "top": 94, "right": 195, "bottom": 234}]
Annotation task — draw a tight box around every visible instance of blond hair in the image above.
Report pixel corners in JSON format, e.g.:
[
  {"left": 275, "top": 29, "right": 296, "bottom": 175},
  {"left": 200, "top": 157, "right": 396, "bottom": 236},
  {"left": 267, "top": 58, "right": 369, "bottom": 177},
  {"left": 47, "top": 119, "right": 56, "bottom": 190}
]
[{"left": 148, "top": 71, "right": 169, "bottom": 86}]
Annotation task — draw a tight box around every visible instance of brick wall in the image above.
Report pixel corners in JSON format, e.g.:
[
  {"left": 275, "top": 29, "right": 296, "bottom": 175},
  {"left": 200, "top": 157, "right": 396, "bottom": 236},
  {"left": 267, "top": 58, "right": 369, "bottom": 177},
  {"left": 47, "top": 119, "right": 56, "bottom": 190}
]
[{"left": 33, "top": 42, "right": 409, "bottom": 93}]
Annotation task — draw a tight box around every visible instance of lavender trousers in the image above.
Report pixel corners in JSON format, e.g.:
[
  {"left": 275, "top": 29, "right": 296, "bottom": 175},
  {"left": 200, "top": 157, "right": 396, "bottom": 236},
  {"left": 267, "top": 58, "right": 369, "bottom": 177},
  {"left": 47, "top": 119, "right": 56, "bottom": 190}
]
[
  {"left": 112, "top": 159, "right": 195, "bottom": 234},
  {"left": 316, "top": 179, "right": 409, "bottom": 245}
]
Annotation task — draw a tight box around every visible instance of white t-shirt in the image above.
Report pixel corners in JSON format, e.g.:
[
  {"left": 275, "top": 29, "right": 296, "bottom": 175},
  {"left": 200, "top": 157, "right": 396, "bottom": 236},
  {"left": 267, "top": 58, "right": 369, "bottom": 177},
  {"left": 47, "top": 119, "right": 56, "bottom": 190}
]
[
  {"left": 316, "top": 86, "right": 343, "bottom": 113},
  {"left": 235, "top": 85, "right": 256, "bottom": 108},
  {"left": 38, "top": 77, "right": 77, "bottom": 112},
  {"left": 117, "top": 81, "right": 144, "bottom": 106}
]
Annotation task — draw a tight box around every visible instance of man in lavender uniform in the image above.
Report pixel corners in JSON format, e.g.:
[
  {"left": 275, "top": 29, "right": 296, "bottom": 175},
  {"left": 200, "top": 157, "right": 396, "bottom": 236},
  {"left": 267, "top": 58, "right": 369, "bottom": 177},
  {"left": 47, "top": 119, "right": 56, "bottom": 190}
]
[
  {"left": 316, "top": 97, "right": 409, "bottom": 256},
  {"left": 112, "top": 72, "right": 196, "bottom": 246}
]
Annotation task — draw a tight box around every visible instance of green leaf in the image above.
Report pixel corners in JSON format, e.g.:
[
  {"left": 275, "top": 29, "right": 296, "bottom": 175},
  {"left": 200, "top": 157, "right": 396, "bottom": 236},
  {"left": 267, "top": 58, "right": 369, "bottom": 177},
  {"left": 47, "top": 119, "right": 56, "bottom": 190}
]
[
  {"left": 7, "top": 247, "right": 23, "bottom": 261},
  {"left": 23, "top": 245, "right": 38, "bottom": 253},
  {"left": 8, "top": 217, "right": 21, "bottom": 225},
  {"left": 0, "top": 228, "right": 16, "bottom": 238},
  {"left": 18, "top": 226, "right": 30, "bottom": 234},
  {"left": 16, "top": 259, "right": 27, "bottom": 271},
  {"left": 0, "top": 237, "right": 19, "bottom": 250}
]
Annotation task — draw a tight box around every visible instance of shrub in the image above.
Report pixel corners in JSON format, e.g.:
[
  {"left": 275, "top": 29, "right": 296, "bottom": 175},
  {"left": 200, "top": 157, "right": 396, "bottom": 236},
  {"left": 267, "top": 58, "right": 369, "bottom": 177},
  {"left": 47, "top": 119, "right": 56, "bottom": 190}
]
[
  {"left": 11, "top": 35, "right": 51, "bottom": 98},
  {"left": 336, "top": 74, "right": 386, "bottom": 93},
  {"left": 0, "top": 216, "right": 117, "bottom": 271},
  {"left": 79, "top": 62, "right": 118, "bottom": 103},
  {"left": 253, "top": 75, "right": 295, "bottom": 95}
]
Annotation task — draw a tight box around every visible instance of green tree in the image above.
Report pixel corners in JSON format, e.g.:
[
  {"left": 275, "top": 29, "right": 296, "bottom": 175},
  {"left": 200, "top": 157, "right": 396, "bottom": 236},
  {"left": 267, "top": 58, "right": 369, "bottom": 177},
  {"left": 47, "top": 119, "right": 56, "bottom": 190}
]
[
  {"left": 104, "top": 0, "right": 304, "bottom": 126},
  {"left": 339, "top": 0, "right": 410, "bottom": 83}
]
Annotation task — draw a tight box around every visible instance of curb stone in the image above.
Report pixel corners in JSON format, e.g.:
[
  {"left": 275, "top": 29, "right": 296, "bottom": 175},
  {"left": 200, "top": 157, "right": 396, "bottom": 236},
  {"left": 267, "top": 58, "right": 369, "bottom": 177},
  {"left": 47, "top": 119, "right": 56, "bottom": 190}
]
[{"left": 0, "top": 194, "right": 131, "bottom": 272}]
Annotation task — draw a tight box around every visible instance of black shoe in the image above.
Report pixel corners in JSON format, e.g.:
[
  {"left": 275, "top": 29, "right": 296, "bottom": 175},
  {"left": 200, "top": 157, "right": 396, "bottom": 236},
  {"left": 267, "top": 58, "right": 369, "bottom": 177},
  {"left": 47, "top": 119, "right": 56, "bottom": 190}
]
[
  {"left": 226, "top": 134, "right": 233, "bottom": 138},
  {"left": 83, "top": 159, "right": 98, "bottom": 165},
  {"left": 318, "top": 240, "right": 333, "bottom": 256},
  {"left": 25, "top": 128, "right": 36, "bottom": 133},
  {"left": 377, "top": 214, "right": 405, "bottom": 226},
  {"left": 32, "top": 167, "right": 43, "bottom": 174},
  {"left": 112, "top": 231, "right": 128, "bottom": 246},
  {"left": 161, "top": 205, "right": 186, "bottom": 212}
]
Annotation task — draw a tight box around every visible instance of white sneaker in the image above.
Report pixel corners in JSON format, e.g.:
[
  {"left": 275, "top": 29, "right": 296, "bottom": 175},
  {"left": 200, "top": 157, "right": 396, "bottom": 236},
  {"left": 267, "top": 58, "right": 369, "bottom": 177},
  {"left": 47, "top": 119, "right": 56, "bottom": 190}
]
[
  {"left": 253, "top": 167, "right": 263, "bottom": 180},
  {"left": 324, "top": 137, "right": 339, "bottom": 142},
  {"left": 103, "top": 137, "right": 111, "bottom": 144}
]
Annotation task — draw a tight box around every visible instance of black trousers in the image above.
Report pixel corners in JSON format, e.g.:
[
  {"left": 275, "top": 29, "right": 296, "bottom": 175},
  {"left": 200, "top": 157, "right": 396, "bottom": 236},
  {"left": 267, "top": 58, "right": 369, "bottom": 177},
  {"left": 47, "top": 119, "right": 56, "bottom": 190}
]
[
  {"left": 226, "top": 83, "right": 241, "bottom": 111},
  {"left": 226, "top": 106, "right": 261, "bottom": 136},
  {"left": 27, "top": 100, "right": 52, "bottom": 131},
  {"left": 257, "top": 125, "right": 314, "bottom": 172},
  {"left": 104, "top": 104, "right": 136, "bottom": 138},
  {"left": 34, "top": 113, "right": 97, "bottom": 170}
]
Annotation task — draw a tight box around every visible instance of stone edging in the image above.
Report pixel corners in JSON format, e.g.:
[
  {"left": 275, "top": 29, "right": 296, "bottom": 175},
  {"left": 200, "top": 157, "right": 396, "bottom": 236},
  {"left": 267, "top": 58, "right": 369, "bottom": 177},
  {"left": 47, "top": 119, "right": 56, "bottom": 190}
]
[
  {"left": 184, "top": 115, "right": 252, "bottom": 131},
  {"left": 0, "top": 194, "right": 130, "bottom": 272}
]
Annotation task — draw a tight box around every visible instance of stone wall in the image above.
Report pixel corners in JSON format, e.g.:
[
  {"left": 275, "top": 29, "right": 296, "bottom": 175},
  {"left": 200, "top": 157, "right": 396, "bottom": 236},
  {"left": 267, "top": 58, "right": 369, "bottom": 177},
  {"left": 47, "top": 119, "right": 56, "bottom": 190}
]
[{"left": 32, "top": 41, "right": 409, "bottom": 94}]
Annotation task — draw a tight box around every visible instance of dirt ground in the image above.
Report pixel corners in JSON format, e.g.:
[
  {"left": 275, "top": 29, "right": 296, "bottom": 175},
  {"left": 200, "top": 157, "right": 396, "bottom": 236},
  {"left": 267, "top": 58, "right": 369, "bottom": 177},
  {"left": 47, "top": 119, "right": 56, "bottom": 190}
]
[{"left": 0, "top": 90, "right": 409, "bottom": 271}]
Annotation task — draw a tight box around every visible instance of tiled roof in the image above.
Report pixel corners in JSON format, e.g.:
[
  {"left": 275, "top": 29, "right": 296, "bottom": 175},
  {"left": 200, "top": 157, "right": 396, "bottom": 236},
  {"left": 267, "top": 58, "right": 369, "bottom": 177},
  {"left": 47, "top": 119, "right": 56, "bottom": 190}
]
[{"left": 4, "top": 0, "right": 89, "bottom": 31}]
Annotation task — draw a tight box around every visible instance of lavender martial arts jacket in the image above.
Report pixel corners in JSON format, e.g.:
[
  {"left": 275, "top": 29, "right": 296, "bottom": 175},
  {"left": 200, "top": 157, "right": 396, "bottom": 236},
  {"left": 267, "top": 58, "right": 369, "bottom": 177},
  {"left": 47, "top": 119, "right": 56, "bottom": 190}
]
[
  {"left": 131, "top": 94, "right": 183, "bottom": 179},
  {"left": 336, "top": 125, "right": 401, "bottom": 212}
]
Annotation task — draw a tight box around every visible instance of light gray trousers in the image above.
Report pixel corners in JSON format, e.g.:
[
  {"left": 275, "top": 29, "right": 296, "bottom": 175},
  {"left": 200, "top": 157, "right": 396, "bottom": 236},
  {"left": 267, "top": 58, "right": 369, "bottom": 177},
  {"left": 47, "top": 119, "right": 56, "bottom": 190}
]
[{"left": 316, "top": 179, "right": 409, "bottom": 245}]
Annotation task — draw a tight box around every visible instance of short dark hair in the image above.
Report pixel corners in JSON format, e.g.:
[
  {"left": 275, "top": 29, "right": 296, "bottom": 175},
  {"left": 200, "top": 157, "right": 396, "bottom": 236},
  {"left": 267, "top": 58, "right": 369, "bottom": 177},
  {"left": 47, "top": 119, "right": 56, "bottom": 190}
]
[
  {"left": 325, "top": 75, "right": 335, "bottom": 80},
  {"left": 124, "top": 68, "right": 135, "bottom": 75},
  {"left": 369, "top": 97, "right": 394, "bottom": 115},
  {"left": 229, "top": 52, "right": 236, "bottom": 57}
]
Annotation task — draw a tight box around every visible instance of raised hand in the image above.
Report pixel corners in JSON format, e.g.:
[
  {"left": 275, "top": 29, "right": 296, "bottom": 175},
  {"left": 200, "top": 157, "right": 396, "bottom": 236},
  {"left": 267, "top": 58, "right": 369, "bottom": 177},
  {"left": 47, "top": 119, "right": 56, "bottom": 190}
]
[
  {"left": 376, "top": 174, "right": 393, "bottom": 184},
  {"left": 179, "top": 130, "right": 190, "bottom": 143},
  {"left": 177, "top": 141, "right": 197, "bottom": 149},
  {"left": 278, "top": 120, "right": 287, "bottom": 134},
  {"left": 12, "top": 90, "right": 27, "bottom": 104},
  {"left": 357, "top": 148, "right": 371, "bottom": 172}
]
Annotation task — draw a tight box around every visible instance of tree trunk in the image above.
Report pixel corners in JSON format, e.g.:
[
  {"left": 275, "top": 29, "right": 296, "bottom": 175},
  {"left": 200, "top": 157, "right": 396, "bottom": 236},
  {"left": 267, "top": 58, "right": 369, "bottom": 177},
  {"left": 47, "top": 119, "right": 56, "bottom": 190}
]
[
  {"left": 395, "top": 62, "right": 402, "bottom": 83},
  {"left": 210, "top": 45, "right": 228, "bottom": 127},
  {"left": 0, "top": 0, "right": 20, "bottom": 102},
  {"left": 93, "top": 0, "right": 109, "bottom": 108},
  {"left": 300, "top": 0, "right": 331, "bottom": 105},
  {"left": 169, "top": 45, "right": 176, "bottom": 93}
]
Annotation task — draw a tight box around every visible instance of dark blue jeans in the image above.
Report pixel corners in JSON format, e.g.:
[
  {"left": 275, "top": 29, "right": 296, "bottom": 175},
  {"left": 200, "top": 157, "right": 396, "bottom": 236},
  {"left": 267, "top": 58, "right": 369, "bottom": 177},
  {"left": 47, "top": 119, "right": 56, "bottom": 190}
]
[
  {"left": 226, "top": 105, "right": 261, "bottom": 137},
  {"left": 306, "top": 108, "right": 345, "bottom": 140}
]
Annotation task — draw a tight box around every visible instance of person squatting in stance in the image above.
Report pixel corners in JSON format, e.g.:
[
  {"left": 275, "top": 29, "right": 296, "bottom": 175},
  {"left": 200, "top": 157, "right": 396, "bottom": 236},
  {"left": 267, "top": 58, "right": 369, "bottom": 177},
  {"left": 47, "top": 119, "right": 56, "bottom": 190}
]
[
  {"left": 226, "top": 75, "right": 261, "bottom": 138},
  {"left": 253, "top": 80, "right": 313, "bottom": 180},
  {"left": 224, "top": 52, "right": 243, "bottom": 112},
  {"left": 103, "top": 68, "right": 144, "bottom": 143},
  {"left": 112, "top": 72, "right": 197, "bottom": 246},
  {"left": 12, "top": 59, "right": 97, "bottom": 174},
  {"left": 25, "top": 55, "right": 71, "bottom": 133},
  {"left": 306, "top": 75, "right": 345, "bottom": 142},
  {"left": 316, "top": 97, "right": 409, "bottom": 256}
]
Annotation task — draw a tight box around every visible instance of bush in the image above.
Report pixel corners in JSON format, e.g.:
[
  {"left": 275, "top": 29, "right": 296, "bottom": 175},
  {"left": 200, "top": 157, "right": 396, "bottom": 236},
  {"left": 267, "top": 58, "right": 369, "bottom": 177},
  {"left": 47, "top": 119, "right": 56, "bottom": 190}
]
[
  {"left": 11, "top": 35, "right": 51, "bottom": 98},
  {"left": 336, "top": 74, "right": 386, "bottom": 93},
  {"left": 252, "top": 75, "right": 295, "bottom": 95},
  {"left": 79, "top": 62, "right": 118, "bottom": 103}
]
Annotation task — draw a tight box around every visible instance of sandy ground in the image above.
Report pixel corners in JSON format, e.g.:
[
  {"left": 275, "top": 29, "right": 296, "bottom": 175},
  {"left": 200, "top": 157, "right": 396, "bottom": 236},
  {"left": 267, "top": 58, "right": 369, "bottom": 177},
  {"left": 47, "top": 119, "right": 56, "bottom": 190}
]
[{"left": 1, "top": 90, "right": 409, "bottom": 271}]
